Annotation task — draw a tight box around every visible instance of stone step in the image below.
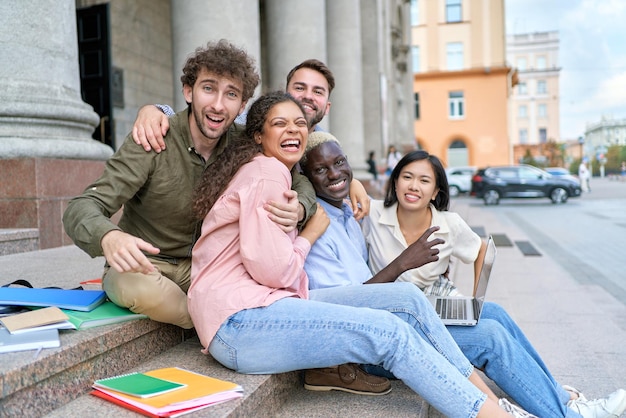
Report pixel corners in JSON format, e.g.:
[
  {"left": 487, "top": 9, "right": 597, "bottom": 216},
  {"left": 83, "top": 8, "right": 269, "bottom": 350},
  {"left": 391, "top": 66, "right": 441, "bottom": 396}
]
[
  {"left": 0, "top": 317, "right": 187, "bottom": 417},
  {"left": 0, "top": 228, "right": 39, "bottom": 256},
  {"left": 44, "top": 337, "right": 299, "bottom": 418}
]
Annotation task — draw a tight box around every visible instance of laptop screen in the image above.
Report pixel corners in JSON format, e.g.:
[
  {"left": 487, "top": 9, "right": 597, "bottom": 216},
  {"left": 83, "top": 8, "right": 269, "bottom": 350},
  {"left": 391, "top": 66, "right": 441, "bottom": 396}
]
[{"left": 474, "top": 236, "right": 497, "bottom": 315}]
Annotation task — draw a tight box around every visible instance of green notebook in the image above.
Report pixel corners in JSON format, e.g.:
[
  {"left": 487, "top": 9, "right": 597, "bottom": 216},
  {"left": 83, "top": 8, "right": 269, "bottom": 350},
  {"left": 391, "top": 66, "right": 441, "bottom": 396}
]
[
  {"left": 93, "top": 372, "right": 186, "bottom": 398},
  {"left": 61, "top": 301, "right": 148, "bottom": 329}
]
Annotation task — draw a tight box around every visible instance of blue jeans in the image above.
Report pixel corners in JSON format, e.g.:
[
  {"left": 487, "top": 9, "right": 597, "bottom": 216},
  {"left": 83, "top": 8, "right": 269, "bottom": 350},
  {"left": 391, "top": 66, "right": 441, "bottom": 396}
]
[
  {"left": 363, "top": 302, "right": 580, "bottom": 418},
  {"left": 448, "top": 302, "right": 581, "bottom": 418},
  {"left": 209, "top": 283, "right": 486, "bottom": 418}
]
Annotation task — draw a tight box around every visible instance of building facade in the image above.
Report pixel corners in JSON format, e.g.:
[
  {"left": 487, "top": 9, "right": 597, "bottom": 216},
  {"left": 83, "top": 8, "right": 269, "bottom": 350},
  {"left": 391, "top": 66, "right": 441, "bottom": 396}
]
[
  {"left": 410, "top": 0, "right": 513, "bottom": 168},
  {"left": 507, "top": 31, "right": 561, "bottom": 163},
  {"left": 584, "top": 116, "right": 626, "bottom": 157},
  {"left": 0, "top": 0, "right": 413, "bottom": 249}
]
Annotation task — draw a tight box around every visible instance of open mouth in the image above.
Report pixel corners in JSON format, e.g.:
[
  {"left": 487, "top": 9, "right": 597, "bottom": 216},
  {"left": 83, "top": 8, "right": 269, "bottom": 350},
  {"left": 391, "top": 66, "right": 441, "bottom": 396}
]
[
  {"left": 280, "top": 139, "right": 301, "bottom": 151},
  {"left": 206, "top": 114, "right": 225, "bottom": 128},
  {"left": 404, "top": 193, "right": 420, "bottom": 203},
  {"left": 327, "top": 179, "right": 347, "bottom": 191}
]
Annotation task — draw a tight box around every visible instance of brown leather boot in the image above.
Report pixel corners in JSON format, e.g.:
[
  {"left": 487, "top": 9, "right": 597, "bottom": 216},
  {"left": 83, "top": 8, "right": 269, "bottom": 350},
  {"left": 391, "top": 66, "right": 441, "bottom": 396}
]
[{"left": 303, "top": 363, "right": 391, "bottom": 396}]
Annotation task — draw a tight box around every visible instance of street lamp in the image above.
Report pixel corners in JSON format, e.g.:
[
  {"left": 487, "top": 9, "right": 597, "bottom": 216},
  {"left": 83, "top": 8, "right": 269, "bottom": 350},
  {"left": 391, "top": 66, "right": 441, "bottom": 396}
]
[{"left": 577, "top": 136, "right": 584, "bottom": 160}]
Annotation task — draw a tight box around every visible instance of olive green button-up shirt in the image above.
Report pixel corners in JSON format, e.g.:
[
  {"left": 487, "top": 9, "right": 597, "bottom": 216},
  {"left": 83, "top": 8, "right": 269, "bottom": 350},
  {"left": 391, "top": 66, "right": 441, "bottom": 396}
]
[{"left": 63, "top": 109, "right": 316, "bottom": 260}]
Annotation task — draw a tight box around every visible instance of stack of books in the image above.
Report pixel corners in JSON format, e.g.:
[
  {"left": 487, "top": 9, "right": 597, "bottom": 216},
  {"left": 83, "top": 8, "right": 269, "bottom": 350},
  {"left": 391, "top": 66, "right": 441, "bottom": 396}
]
[
  {"left": 91, "top": 367, "right": 243, "bottom": 417},
  {"left": 0, "top": 287, "right": 148, "bottom": 354}
]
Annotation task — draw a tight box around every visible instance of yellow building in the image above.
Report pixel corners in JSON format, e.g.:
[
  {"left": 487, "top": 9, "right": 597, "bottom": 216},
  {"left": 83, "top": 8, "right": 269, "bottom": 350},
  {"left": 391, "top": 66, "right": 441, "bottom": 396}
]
[{"left": 410, "top": 0, "right": 514, "bottom": 168}]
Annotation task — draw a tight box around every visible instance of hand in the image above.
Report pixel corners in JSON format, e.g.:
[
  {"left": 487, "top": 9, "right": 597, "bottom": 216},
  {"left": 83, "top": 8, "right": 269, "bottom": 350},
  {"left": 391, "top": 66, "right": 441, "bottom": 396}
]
[
  {"left": 349, "top": 178, "right": 370, "bottom": 221},
  {"left": 299, "top": 204, "right": 330, "bottom": 245},
  {"left": 398, "top": 226, "right": 444, "bottom": 271},
  {"left": 101, "top": 230, "right": 160, "bottom": 274},
  {"left": 131, "top": 105, "right": 170, "bottom": 152},
  {"left": 264, "top": 190, "right": 300, "bottom": 233}
]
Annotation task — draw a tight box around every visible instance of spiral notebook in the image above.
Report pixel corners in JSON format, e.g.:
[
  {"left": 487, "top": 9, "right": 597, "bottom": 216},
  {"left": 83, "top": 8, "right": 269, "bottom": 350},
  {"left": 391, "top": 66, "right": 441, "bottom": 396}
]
[{"left": 94, "top": 372, "right": 186, "bottom": 398}]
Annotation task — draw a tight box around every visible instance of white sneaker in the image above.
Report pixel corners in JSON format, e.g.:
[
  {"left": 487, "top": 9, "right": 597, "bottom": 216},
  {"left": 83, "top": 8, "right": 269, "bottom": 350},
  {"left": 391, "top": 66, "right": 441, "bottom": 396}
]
[
  {"left": 567, "top": 388, "right": 626, "bottom": 418},
  {"left": 498, "top": 398, "right": 538, "bottom": 418},
  {"left": 564, "top": 384, "right": 589, "bottom": 402}
]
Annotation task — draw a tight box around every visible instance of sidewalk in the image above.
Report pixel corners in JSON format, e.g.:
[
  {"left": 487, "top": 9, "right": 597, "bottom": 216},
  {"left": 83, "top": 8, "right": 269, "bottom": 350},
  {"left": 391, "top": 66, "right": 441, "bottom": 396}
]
[
  {"left": 0, "top": 196, "right": 624, "bottom": 417},
  {"left": 276, "top": 196, "right": 626, "bottom": 417}
]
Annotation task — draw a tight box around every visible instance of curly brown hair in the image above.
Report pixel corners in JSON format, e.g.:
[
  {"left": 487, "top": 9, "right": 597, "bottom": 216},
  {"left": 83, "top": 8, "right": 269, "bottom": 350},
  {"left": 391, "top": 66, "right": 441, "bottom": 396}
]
[
  {"left": 192, "top": 132, "right": 261, "bottom": 220},
  {"left": 181, "top": 39, "right": 259, "bottom": 103},
  {"left": 192, "top": 91, "right": 305, "bottom": 220}
]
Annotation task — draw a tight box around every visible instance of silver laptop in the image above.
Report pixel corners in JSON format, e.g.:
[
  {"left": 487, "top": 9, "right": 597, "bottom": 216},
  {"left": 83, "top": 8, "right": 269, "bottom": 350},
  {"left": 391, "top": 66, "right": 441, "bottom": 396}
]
[{"left": 428, "top": 236, "right": 497, "bottom": 326}]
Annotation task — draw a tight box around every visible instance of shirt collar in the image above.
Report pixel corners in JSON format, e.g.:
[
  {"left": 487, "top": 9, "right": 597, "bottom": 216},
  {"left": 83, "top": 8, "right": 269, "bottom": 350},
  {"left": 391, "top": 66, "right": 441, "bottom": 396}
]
[
  {"left": 317, "top": 198, "right": 353, "bottom": 221},
  {"left": 378, "top": 202, "right": 450, "bottom": 234}
]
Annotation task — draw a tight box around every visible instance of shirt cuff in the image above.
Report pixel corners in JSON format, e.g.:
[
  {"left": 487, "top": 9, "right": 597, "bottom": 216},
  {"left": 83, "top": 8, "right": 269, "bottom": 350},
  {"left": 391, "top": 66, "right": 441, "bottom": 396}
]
[{"left": 155, "top": 104, "right": 175, "bottom": 117}]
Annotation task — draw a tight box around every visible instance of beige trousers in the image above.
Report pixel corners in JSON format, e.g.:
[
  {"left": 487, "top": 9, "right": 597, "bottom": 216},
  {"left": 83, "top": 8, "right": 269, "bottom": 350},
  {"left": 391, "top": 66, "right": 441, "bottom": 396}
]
[{"left": 102, "top": 257, "right": 194, "bottom": 329}]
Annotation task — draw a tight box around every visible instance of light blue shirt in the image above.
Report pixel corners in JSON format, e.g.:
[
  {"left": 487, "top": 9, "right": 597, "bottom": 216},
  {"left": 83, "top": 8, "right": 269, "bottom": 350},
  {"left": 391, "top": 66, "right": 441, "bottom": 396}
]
[{"left": 304, "top": 199, "right": 373, "bottom": 289}]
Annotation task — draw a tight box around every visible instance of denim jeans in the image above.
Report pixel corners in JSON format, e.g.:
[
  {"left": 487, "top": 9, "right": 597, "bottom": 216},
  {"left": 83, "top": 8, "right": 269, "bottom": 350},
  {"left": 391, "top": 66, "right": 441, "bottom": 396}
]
[
  {"left": 447, "top": 302, "right": 581, "bottom": 418},
  {"left": 363, "top": 301, "right": 581, "bottom": 418},
  {"left": 209, "top": 283, "right": 486, "bottom": 418}
]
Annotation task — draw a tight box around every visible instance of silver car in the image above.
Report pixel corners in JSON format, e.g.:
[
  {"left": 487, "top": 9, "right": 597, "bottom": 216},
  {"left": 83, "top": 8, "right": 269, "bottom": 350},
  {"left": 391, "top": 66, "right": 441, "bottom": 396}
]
[{"left": 445, "top": 166, "right": 477, "bottom": 197}]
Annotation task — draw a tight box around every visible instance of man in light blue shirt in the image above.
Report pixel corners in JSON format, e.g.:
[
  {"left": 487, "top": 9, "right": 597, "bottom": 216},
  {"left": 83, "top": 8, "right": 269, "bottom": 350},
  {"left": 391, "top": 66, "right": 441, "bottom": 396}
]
[{"left": 298, "top": 131, "right": 626, "bottom": 418}]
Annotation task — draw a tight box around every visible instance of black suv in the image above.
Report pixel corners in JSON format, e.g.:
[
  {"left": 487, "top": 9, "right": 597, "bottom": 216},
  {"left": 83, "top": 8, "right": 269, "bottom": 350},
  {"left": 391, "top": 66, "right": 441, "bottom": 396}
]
[{"left": 470, "top": 164, "right": 582, "bottom": 205}]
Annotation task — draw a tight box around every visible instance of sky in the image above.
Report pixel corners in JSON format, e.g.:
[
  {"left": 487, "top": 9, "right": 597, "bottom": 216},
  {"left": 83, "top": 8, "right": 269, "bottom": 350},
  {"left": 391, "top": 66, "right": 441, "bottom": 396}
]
[{"left": 505, "top": 0, "right": 626, "bottom": 140}]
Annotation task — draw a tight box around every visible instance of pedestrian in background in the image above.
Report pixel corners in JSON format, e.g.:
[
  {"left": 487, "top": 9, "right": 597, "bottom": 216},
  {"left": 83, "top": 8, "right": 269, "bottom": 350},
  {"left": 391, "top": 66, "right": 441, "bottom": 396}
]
[
  {"left": 578, "top": 160, "right": 591, "bottom": 192},
  {"left": 385, "top": 145, "right": 402, "bottom": 176},
  {"left": 366, "top": 151, "right": 378, "bottom": 181}
]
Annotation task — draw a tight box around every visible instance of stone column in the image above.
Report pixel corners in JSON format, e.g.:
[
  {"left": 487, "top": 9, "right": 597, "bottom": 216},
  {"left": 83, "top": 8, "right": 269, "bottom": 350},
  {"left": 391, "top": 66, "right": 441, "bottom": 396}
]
[
  {"left": 326, "top": 0, "right": 366, "bottom": 169},
  {"left": 171, "top": 0, "right": 261, "bottom": 111},
  {"left": 264, "top": 0, "right": 327, "bottom": 101},
  {"left": 0, "top": 0, "right": 112, "bottom": 160}
]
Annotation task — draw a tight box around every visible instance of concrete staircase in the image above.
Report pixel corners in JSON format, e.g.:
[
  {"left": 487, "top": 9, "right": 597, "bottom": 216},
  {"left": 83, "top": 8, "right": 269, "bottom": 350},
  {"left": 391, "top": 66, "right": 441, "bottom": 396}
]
[
  {"left": 0, "top": 228, "right": 39, "bottom": 256},
  {"left": 0, "top": 246, "right": 432, "bottom": 417}
]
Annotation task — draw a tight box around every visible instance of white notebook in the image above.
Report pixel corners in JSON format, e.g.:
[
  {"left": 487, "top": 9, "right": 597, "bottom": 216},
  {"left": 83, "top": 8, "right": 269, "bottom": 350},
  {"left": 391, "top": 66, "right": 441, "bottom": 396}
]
[{"left": 0, "top": 327, "right": 60, "bottom": 353}]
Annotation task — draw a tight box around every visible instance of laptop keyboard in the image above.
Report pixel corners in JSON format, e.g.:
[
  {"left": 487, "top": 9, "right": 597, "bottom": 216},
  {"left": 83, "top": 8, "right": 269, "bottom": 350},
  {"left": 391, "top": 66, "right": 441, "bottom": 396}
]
[{"left": 436, "top": 298, "right": 467, "bottom": 320}]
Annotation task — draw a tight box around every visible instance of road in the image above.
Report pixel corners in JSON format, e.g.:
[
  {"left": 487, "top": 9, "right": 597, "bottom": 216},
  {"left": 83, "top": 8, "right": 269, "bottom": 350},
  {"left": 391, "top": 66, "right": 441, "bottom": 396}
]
[{"left": 458, "top": 176, "right": 626, "bottom": 306}]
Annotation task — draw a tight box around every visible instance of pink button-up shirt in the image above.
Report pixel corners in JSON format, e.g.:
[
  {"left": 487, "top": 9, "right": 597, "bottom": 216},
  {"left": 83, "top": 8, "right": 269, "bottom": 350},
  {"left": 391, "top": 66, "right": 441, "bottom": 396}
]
[{"left": 189, "top": 155, "right": 311, "bottom": 350}]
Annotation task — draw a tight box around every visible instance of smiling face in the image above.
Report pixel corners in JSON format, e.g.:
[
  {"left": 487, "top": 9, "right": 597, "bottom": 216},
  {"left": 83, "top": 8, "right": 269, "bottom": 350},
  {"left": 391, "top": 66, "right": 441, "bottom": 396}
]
[
  {"left": 394, "top": 159, "right": 440, "bottom": 212},
  {"left": 183, "top": 67, "right": 246, "bottom": 146},
  {"left": 286, "top": 68, "right": 331, "bottom": 131},
  {"left": 302, "top": 141, "right": 353, "bottom": 208},
  {"left": 255, "top": 101, "right": 308, "bottom": 170}
]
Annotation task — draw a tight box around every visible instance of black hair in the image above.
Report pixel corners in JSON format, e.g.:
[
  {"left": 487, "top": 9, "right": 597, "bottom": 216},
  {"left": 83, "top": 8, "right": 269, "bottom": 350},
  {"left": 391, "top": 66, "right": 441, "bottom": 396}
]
[{"left": 383, "top": 150, "right": 450, "bottom": 211}]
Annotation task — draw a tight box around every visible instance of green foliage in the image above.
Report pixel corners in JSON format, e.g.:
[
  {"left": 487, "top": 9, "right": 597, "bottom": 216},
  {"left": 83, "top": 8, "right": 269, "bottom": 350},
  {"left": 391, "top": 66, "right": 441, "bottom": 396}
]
[
  {"left": 521, "top": 149, "right": 537, "bottom": 167},
  {"left": 592, "top": 145, "right": 626, "bottom": 175}
]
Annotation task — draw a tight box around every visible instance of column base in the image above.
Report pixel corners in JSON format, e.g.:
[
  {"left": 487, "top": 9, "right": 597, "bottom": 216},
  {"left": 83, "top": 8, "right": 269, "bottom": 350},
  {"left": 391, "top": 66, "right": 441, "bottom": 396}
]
[{"left": 0, "top": 158, "right": 107, "bottom": 249}]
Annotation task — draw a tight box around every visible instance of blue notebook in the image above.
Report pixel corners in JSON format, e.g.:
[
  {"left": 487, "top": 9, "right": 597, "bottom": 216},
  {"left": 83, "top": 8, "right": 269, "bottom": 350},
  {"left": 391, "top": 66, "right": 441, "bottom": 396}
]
[{"left": 0, "top": 288, "right": 106, "bottom": 312}]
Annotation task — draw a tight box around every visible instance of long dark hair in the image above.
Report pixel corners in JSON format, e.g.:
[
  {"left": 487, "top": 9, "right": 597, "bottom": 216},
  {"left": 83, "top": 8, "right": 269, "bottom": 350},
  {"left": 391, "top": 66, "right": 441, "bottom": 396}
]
[
  {"left": 192, "top": 91, "right": 305, "bottom": 220},
  {"left": 383, "top": 150, "right": 450, "bottom": 211}
]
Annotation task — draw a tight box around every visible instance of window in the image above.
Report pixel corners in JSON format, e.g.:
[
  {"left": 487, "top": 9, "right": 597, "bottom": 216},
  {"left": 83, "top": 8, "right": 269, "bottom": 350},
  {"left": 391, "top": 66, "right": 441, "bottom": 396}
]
[
  {"left": 518, "top": 105, "right": 528, "bottom": 118},
  {"left": 448, "top": 91, "right": 464, "bottom": 119},
  {"left": 538, "top": 104, "right": 547, "bottom": 117},
  {"left": 410, "top": 0, "right": 419, "bottom": 25},
  {"left": 518, "top": 82, "right": 527, "bottom": 95},
  {"left": 519, "top": 166, "right": 542, "bottom": 180},
  {"left": 519, "top": 129, "right": 528, "bottom": 144},
  {"left": 517, "top": 57, "right": 527, "bottom": 71},
  {"left": 446, "top": 42, "right": 463, "bottom": 71},
  {"left": 446, "top": 0, "right": 462, "bottom": 22},
  {"left": 539, "top": 128, "right": 547, "bottom": 143},
  {"left": 414, "top": 92, "right": 420, "bottom": 119},
  {"left": 537, "top": 80, "right": 547, "bottom": 94},
  {"left": 412, "top": 45, "right": 420, "bottom": 73},
  {"left": 536, "top": 55, "right": 546, "bottom": 70}
]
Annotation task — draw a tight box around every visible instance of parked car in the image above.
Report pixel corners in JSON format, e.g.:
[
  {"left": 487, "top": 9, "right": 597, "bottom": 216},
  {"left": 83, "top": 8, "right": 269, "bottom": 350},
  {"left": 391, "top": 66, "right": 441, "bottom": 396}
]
[
  {"left": 544, "top": 167, "right": 581, "bottom": 185},
  {"left": 445, "top": 166, "right": 476, "bottom": 197},
  {"left": 470, "top": 164, "right": 582, "bottom": 205}
]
